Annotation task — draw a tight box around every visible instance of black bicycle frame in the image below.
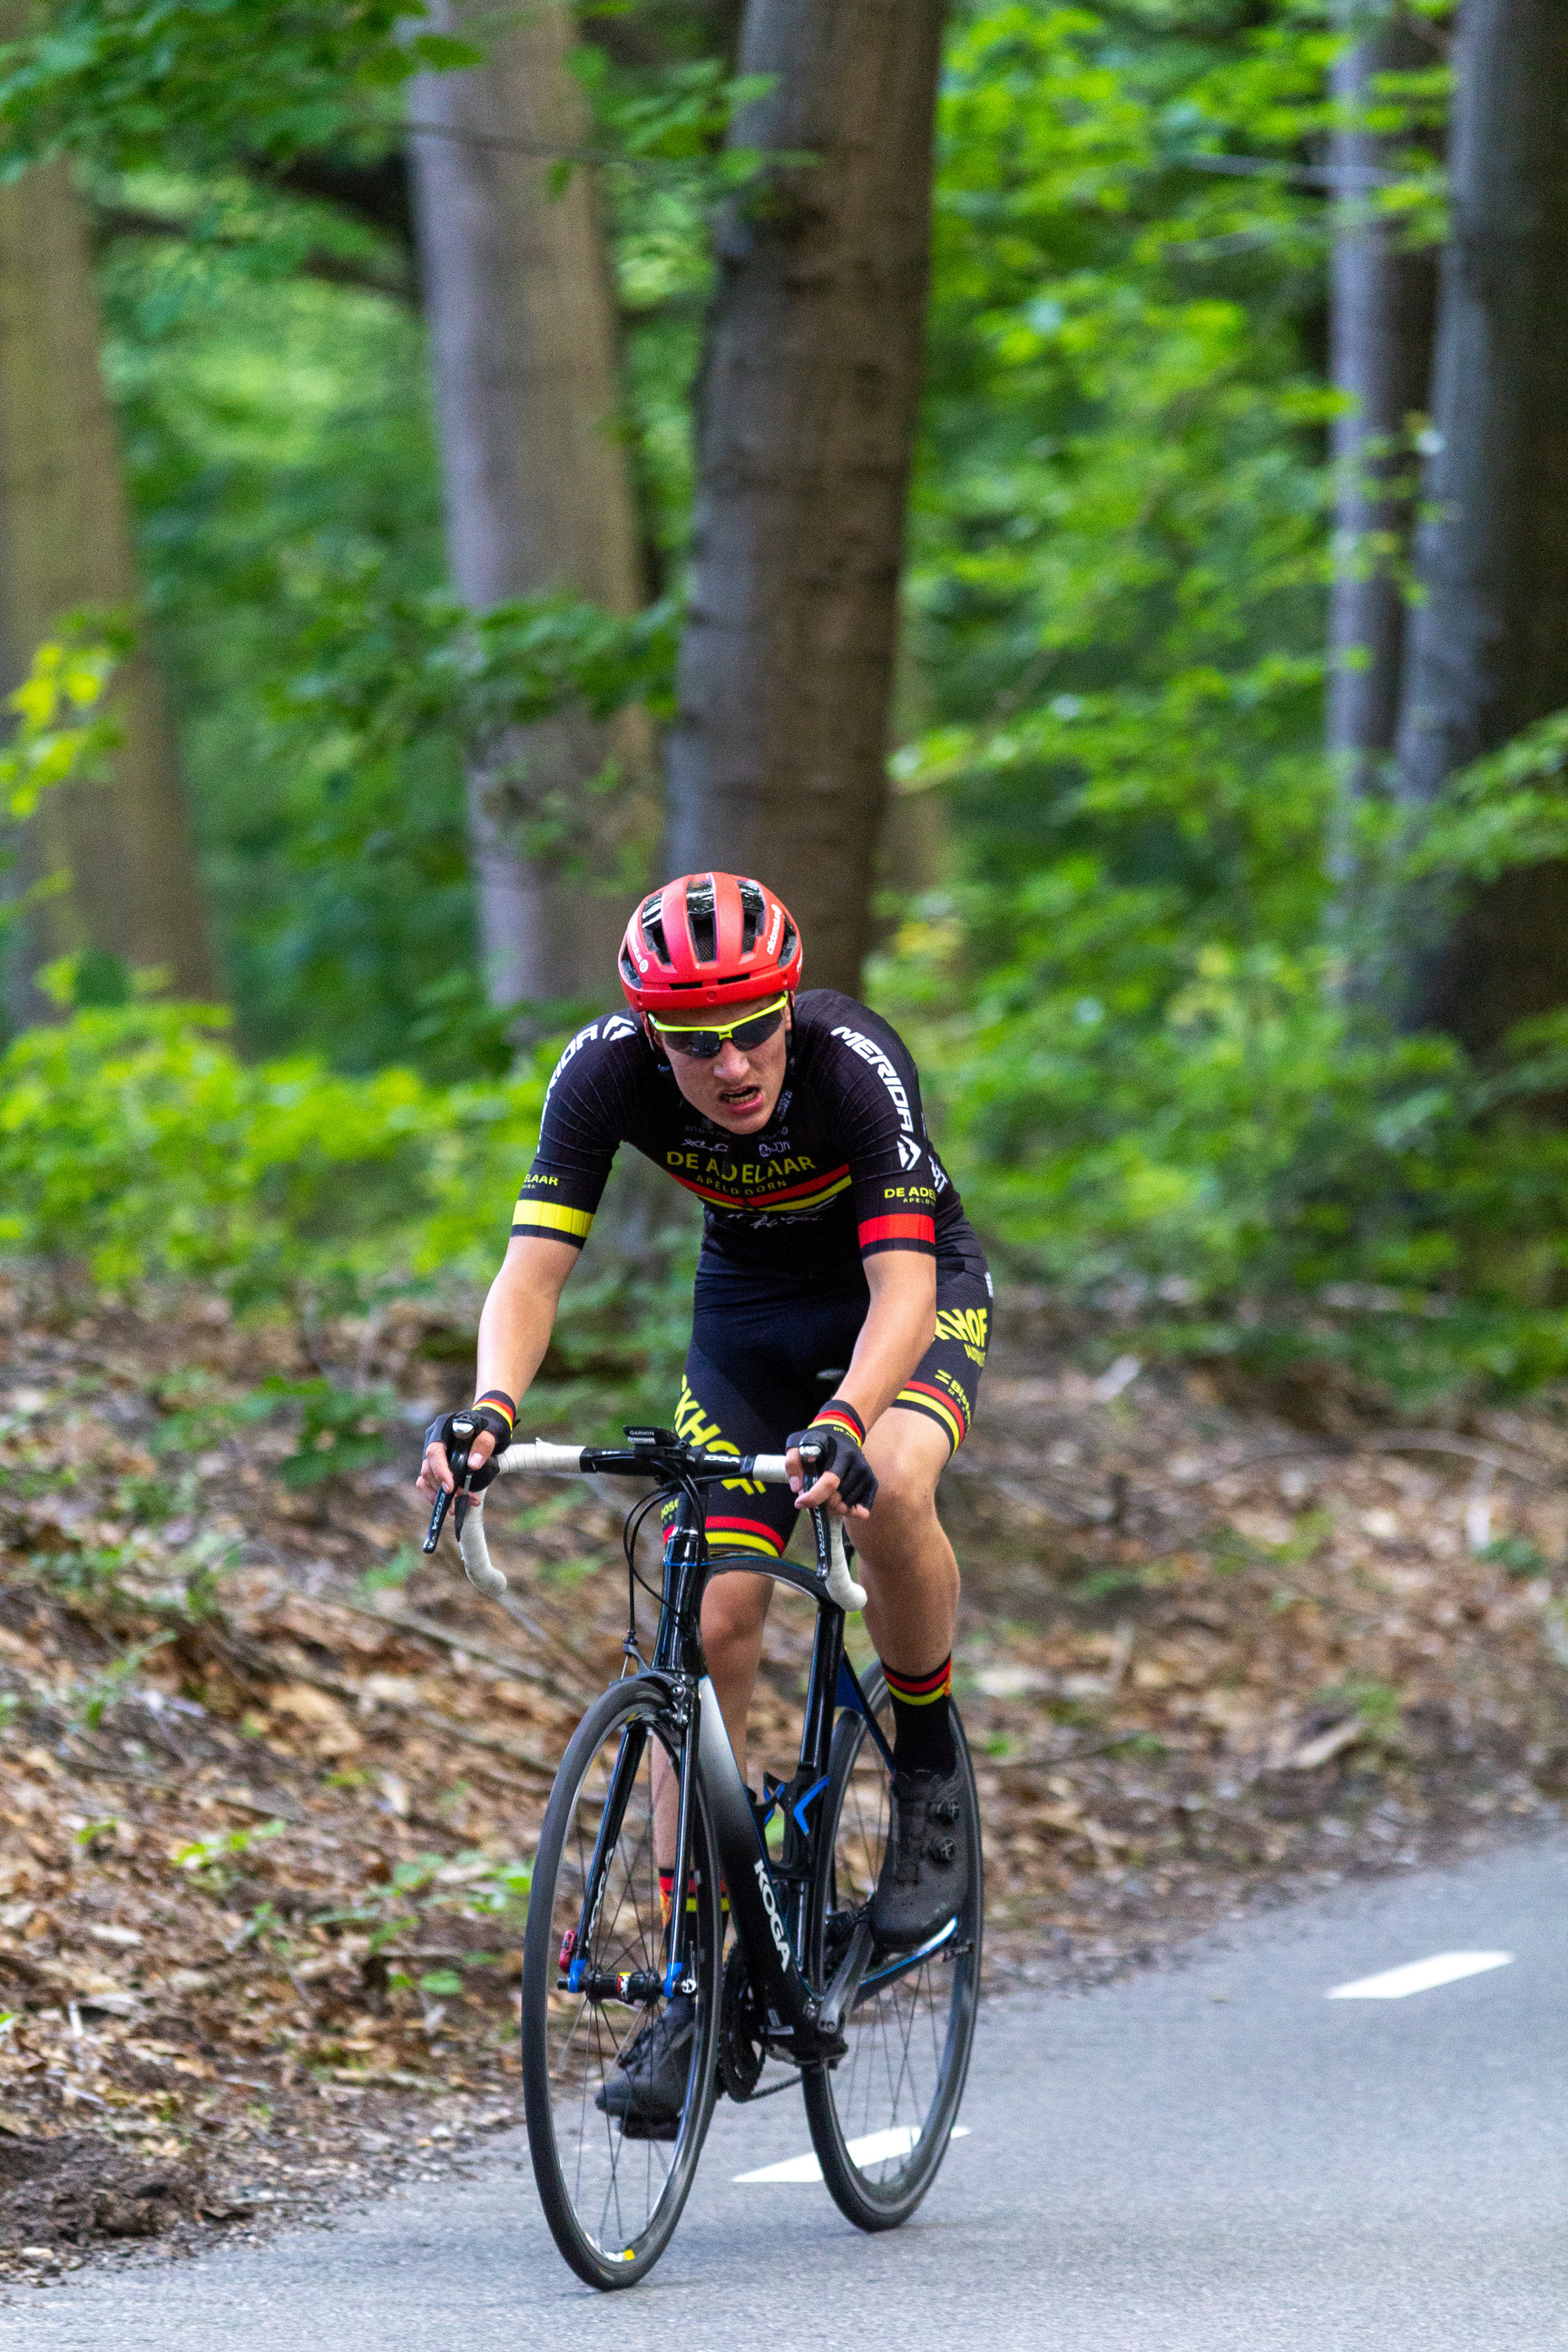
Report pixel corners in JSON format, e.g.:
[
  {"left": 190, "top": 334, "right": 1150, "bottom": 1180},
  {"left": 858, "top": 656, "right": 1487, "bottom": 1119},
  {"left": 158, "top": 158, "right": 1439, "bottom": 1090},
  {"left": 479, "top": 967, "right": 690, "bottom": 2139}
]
[
  {"left": 559, "top": 1438, "right": 930, "bottom": 2062},
  {"left": 657, "top": 1478, "right": 845, "bottom": 2052}
]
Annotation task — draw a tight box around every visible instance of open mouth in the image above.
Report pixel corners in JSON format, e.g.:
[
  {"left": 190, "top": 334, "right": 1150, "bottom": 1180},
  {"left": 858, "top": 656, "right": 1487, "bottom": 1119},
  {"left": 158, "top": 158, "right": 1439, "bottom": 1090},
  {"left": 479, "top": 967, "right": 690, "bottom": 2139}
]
[{"left": 717, "top": 1081, "right": 765, "bottom": 1114}]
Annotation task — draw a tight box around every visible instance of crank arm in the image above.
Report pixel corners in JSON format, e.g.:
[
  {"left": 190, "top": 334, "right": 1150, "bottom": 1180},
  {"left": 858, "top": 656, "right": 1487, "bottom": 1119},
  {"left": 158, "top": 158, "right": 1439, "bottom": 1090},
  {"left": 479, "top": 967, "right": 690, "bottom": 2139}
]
[{"left": 816, "top": 1914, "right": 874, "bottom": 2041}]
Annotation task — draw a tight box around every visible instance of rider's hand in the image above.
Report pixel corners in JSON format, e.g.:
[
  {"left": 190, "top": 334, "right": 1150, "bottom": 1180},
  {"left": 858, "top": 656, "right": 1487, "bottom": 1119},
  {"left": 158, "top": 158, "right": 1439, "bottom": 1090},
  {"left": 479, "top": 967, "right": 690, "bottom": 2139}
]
[
  {"left": 786, "top": 1414, "right": 877, "bottom": 1520},
  {"left": 415, "top": 1401, "right": 513, "bottom": 1502}
]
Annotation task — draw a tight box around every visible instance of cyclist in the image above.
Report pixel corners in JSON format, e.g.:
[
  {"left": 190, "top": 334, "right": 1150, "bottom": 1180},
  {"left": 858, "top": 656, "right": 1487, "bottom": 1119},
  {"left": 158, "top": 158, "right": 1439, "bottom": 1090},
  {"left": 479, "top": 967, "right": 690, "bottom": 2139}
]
[{"left": 418, "top": 871, "right": 989, "bottom": 2121}]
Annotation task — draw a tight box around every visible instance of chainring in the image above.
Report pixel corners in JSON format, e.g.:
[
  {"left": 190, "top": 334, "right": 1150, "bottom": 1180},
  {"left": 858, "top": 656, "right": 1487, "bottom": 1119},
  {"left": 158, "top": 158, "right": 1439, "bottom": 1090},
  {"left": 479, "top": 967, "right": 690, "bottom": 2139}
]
[{"left": 718, "top": 1942, "right": 767, "bottom": 2101}]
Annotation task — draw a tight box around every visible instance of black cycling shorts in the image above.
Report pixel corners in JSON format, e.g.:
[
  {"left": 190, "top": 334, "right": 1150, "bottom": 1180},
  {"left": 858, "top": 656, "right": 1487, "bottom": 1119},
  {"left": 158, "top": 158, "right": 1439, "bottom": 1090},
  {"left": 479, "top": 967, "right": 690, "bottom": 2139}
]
[{"left": 670, "top": 1254, "right": 991, "bottom": 1561}]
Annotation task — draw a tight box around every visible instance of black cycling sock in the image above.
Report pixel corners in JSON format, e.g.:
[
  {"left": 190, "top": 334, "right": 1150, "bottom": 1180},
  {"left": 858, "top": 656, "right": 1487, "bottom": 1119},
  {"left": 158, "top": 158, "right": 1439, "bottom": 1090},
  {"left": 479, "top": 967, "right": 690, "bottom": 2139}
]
[{"left": 883, "top": 1656, "right": 957, "bottom": 1779}]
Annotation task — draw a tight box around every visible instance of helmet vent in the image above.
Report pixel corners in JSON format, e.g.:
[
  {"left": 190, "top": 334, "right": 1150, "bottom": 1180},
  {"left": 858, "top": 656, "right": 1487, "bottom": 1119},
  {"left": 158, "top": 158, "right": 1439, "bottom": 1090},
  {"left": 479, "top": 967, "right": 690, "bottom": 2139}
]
[
  {"left": 686, "top": 875, "right": 718, "bottom": 963},
  {"left": 737, "top": 877, "right": 766, "bottom": 955},
  {"left": 639, "top": 893, "right": 671, "bottom": 966},
  {"left": 778, "top": 916, "right": 799, "bottom": 972}
]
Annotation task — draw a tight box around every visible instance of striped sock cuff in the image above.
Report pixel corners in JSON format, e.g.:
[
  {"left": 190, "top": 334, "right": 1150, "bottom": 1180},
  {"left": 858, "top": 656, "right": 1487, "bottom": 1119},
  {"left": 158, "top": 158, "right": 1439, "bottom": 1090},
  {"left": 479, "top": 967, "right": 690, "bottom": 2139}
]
[
  {"left": 812, "top": 1397, "right": 866, "bottom": 1446},
  {"left": 473, "top": 1389, "right": 516, "bottom": 1431},
  {"left": 883, "top": 1655, "right": 952, "bottom": 1708},
  {"left": 658, "top": 1868, "right": 728, "bottom": 1926}
]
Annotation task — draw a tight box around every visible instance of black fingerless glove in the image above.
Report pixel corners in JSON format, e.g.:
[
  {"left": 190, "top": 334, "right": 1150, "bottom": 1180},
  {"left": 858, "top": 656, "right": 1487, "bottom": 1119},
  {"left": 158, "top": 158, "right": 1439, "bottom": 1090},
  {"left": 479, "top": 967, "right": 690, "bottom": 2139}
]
[
  {"left": 788, "top": 1399, "right": 878, "bottom": 1512},
  {"left": 426, "top": 1392, "right": 514, "bottom": 1492}
]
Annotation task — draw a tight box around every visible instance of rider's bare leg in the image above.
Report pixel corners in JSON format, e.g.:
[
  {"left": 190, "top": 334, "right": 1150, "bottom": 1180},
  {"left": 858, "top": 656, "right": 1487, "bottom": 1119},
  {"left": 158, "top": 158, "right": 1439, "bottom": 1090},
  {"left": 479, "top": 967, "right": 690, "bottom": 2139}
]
[{"left": 850, "top": 1410, "right": 959, "bottom": 1678}]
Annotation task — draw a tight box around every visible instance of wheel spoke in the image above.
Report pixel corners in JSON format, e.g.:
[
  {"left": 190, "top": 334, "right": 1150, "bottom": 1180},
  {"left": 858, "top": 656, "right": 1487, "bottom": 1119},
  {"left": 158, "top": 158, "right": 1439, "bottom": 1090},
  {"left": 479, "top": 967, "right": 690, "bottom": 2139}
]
[
  {"left": 522, "top": 1688, "right": 719, "bottom": 2283},
  {"left": 808, "top": 1683, "right": 980, "bottom": 2217}
]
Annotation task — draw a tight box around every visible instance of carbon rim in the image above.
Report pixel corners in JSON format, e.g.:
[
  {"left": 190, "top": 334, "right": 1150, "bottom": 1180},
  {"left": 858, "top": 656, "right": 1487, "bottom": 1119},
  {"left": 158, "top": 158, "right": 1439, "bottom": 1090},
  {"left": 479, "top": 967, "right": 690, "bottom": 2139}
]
[
  {"left": 522, "top": 1684, "right": 719, "bottom": 2285},
  {"left": 805, "top": 1673, "right": 981, "bottom": 2222}
]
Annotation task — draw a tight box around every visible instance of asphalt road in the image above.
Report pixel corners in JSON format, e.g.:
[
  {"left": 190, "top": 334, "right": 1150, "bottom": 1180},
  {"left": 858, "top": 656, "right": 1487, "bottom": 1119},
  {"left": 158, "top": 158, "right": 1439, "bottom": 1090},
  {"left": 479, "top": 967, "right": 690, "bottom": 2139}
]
[{"left": 8, "top": 1837, "right": 1566, "bottom": 2351}]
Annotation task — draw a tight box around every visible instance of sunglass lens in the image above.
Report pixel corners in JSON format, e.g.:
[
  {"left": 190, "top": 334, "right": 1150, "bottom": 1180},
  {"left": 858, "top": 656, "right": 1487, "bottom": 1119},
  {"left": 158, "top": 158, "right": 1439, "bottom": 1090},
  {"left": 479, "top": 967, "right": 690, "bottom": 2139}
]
[{"left": 730, "top": 1010, "right": 784, "bottom": 1050}]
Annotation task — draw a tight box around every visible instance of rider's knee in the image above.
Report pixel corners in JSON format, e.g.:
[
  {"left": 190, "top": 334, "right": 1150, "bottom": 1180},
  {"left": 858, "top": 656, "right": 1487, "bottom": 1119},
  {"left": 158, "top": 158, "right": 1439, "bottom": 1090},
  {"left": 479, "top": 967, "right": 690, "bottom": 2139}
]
[{"left": 866, "top": 1452, "right": 941, "bottom": 1532}]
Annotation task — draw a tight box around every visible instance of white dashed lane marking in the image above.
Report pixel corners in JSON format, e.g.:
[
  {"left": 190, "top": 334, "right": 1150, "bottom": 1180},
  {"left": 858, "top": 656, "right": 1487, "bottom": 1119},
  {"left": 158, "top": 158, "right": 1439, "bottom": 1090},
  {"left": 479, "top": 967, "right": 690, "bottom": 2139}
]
[
  {"left": 1327, "top": 1950, "right": 1514, "bottom": 2001},
  {"left": 735, "top": 2125, "right": 970, "bottom": 2183}
]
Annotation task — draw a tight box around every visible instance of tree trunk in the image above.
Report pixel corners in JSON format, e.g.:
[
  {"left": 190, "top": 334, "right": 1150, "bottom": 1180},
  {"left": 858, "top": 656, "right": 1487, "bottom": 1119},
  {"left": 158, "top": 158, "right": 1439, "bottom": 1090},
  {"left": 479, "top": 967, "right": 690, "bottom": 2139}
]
[
  {"left": 407, "top": 2, "right": 655, "bottom": 1014},
  {"left": 0, "top": 157, "right": 217, "bottom": 1017},
  {"left": 1393, "top": 0, "right": 1568, "bottom": 1051},
  {"left": 1327, "top": 4, "right": 1438, "bottom": 811},
  {"left": 662, "top": 0, "right": 947, "bottom": 997}
]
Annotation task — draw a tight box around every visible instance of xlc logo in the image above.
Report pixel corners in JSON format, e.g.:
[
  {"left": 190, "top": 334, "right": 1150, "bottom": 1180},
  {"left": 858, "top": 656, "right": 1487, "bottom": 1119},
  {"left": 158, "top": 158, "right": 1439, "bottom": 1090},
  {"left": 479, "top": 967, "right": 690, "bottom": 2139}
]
[
  {"left": 830, "top": 1025, "right": 915, "bottom": 1133},
  {"left": 896, "top": 1134, "right": 924, "bottom": 1172},
  {"left": 753, "top": 1860, "right": 793, "bottom": 1973}
]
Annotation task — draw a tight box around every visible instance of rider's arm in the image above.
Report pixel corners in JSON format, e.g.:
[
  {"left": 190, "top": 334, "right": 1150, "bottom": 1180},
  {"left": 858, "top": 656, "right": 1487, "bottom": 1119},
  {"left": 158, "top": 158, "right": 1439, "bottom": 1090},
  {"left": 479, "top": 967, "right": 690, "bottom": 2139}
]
[
  {"left": 789, "top": 1248, "right": 936, "bottom": 1514},
  {"left": 416, "top": 1236, "right": 578, "bottom": 1497},
  {"left": 836, "top": 1247, "right": 937, "bottom": 1435},
  {"left": 418, "top": 1015, "right": 648, "bottom": 1498}
]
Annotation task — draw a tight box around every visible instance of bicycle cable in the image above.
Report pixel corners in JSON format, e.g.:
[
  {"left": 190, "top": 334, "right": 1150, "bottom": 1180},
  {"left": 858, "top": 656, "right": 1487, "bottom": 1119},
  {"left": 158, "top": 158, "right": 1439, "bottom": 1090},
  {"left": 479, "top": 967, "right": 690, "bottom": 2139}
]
[{"left": 621, "top": 1484, "right": 669, "bottom": 1663}]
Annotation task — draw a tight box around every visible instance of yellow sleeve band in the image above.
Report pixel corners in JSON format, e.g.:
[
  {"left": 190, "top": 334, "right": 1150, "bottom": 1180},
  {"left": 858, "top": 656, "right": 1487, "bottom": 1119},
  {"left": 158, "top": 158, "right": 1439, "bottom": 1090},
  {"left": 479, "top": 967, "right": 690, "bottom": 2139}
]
[{"left": 512, "top": 1200, "right": 595, "bottom": 1240}]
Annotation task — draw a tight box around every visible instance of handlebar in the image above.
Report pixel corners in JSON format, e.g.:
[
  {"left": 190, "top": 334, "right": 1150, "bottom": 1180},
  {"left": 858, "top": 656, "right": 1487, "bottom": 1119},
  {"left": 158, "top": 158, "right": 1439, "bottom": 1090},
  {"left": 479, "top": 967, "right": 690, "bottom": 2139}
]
[
  {"left": 450, "top": 1436, "right": 866, "bottom": 1612},
  {"left": 494, "top": 1440, "right": 793, "bottom": 1485}
]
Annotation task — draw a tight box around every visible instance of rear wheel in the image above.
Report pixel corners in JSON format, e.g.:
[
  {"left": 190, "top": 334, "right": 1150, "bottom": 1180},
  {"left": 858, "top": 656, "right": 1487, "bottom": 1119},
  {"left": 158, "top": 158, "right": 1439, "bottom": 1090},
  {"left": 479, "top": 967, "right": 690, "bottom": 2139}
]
[
  {"left": 521, "top": 1680, "right": 721, "bottom": 2288},
  {"left": 802, "top": 1667, "right": 982, "bottom": 2230}
]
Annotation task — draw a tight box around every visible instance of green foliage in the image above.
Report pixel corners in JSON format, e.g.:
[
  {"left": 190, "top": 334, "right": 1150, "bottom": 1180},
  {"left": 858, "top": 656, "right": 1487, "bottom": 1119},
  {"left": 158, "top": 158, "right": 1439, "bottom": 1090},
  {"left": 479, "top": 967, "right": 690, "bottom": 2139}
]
[
  {"left": 72, "top": 1634, "right": 173, "bottom": 1730},
  {"left": 1413, "top": 710, "right": 1568, "bottom": 883},
  {"left": 0, "top": 2, "right": 473, "bottom": 176},
  {"left": 1477, "top": 1534, "right": 1550, "bottom": 1579},
  {"left": 863, "top": 0, "right": 1568, "bottom": 1411},
  {"left": 272, "top": 572, "right": 677, "bottom": 887},
  {"left": 246, "top": 1376, "right": 399, "bottom": 1487},
  {"left": 0, "top": 617, "right": 130, "bottom": 820},
  {"left": 0, "top": 997, "right": 544, "bottom": 1300},
  {"left": 13, "top": 0, "right": 1564, "bottom": 1423},
  {"left": 98, "top": 250, "right": 469, "bottom": 1072},
  {"left": 173, "top": 1815, "right": 287, "bottom": 1888},
  {"left": 0, "top": 621, "right": 132, "bottom": 975}
]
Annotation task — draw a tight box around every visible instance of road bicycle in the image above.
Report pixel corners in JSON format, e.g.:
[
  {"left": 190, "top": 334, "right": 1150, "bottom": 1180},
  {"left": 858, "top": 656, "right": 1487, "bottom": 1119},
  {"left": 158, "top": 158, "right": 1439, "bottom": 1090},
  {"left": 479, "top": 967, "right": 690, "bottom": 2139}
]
[{"left": 430, "top": 1421, "right": 983, "bottom": 2290}]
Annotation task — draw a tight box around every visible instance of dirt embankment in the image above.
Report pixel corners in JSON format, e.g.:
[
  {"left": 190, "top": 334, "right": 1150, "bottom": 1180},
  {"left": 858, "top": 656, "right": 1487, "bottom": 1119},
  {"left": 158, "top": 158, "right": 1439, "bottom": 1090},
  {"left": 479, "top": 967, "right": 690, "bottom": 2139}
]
[{"left": 0, "top": 1278, "right": 1563, "bottom": 2281}]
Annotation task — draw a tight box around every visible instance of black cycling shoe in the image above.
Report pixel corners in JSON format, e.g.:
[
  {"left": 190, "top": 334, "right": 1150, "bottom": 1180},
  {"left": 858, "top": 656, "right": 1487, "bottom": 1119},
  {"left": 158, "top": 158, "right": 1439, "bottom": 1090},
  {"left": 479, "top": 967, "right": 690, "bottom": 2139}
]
[
  {"left": 594, "top": 1999, "right": 695, "bottom": 2133},
  {"left": 869, "top": 1768, "right": 969, "bottom": 1952}
]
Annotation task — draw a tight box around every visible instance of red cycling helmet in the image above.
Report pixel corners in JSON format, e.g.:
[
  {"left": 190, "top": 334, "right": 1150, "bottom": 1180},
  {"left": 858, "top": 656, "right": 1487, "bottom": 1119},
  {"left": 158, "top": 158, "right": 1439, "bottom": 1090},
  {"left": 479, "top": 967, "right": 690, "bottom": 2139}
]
[{"left": 618, "top": 873, "right": 802, "bottom": 1015}]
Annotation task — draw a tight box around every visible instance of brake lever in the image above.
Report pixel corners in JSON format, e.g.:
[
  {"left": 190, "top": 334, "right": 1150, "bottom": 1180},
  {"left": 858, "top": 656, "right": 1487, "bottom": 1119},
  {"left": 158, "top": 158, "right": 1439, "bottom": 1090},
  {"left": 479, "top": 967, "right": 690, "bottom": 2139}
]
[
  {"left": 422, "top": 1483, "right": 453, "bottom": 1554},
  {"left": 423, "top": 1416, "right": 478, "bottom": 1555}
]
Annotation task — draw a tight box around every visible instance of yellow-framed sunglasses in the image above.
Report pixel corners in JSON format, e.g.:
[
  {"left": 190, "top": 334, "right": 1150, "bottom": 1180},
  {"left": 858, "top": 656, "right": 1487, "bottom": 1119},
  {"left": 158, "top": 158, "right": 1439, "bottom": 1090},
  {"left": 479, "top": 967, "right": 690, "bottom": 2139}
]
[{"left": 646, "top": 994, "right": 789, "bottom": 1061}]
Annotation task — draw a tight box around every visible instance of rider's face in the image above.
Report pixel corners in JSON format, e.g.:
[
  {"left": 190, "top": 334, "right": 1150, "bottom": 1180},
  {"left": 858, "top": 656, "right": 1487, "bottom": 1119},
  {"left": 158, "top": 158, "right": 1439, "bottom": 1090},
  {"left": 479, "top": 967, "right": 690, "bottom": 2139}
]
[{"left": 656, "top": 1004, "right": 792, "bottom": 1134}]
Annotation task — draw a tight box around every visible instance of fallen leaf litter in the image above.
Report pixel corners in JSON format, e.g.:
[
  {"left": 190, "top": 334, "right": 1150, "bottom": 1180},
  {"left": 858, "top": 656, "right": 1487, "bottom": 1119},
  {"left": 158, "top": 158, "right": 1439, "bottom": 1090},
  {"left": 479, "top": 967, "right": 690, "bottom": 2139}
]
[{"left": 0, "top": 1276, "right": 1563, "bottom": 2287}]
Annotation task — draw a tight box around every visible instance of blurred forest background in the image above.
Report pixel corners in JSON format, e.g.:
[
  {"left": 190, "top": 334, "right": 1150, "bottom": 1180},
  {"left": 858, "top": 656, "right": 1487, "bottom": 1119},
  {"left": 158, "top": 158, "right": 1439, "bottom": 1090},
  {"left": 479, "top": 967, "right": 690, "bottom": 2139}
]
[{"left": 2, "top": 0, "right": 1567, "bottom": 1416}]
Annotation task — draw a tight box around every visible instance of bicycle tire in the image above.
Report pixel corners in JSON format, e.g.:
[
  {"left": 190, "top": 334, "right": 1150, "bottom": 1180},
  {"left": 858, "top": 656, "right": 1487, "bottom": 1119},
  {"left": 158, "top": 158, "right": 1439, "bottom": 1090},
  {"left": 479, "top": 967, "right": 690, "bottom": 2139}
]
[
  {"left": 802, "top": 1666, "right": 982, "bottom": 2230},
  {"left": 522, "top": 1679, "right": 721, "bottom": 2288}
]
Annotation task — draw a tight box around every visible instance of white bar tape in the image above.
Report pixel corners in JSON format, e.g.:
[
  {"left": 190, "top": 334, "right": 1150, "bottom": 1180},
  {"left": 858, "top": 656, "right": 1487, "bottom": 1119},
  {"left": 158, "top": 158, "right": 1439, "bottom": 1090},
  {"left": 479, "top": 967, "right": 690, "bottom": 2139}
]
[
  {"left": 456, "top": 1499, "right": 508, "bottom": 1600},
  {"left": 748, "top": 1454, "right": 789, "bottom": 1484},
  {"left": 826, "top": 1519, "right": 867, "bottom": 1613},
  {"left": 495, "top": 1440, "right": 588, "bottom": 1476}
]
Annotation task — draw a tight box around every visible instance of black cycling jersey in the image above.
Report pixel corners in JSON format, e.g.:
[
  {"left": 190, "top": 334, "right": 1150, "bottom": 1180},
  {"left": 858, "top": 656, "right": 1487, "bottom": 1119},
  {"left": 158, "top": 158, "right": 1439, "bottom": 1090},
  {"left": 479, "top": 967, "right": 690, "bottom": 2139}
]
[{"left": 512, "top": 989, "right": 979, "bottom": 1284}]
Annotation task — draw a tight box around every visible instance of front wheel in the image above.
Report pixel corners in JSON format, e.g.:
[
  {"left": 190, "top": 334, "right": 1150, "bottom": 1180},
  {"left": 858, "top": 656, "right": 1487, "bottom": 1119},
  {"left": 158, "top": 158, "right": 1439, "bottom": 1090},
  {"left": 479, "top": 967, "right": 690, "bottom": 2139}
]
[
  {"left": 521, "top": 1679, "right": 721, "bottom": 2288},
  {"left": 802, "top": 1667, "right": 983, "bottom": 2230}
]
